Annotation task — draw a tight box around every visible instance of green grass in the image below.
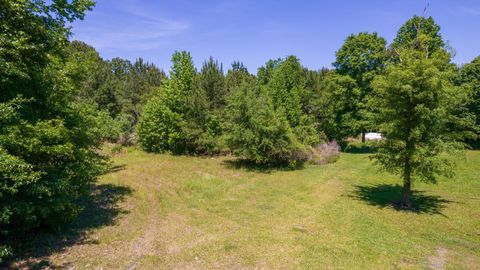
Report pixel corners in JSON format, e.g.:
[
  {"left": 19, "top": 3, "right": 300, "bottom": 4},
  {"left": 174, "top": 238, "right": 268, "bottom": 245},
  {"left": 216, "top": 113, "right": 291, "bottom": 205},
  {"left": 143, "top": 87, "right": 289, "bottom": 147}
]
[{"left": 10, "top": 149, "right": 480, "bottom": 269}]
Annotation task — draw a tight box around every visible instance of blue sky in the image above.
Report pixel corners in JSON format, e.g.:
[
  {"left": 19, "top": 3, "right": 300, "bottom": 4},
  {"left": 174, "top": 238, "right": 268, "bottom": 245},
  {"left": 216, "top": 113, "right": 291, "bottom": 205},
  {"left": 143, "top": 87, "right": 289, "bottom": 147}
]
[{"left": 71, "top": 0, "right": 480, "bottom": 73}]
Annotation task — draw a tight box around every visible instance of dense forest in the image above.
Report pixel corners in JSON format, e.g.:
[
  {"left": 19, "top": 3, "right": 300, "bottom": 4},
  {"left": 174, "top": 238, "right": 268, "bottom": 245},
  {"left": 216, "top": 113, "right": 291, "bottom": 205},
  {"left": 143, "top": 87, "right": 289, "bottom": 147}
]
[{"left": 1, "top": 0, "right": 479, "bottom": 262}]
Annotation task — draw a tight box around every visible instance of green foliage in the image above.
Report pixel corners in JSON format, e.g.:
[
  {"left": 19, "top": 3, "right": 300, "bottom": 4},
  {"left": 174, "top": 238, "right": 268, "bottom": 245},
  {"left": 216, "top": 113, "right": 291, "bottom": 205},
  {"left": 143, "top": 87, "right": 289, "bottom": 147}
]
[
  {"left": 65, "top": 42, "right": 166, "bottom": 144},
  {"left": 334, "top": 32, "right": 387, "bottom": 86},
  {"left": 313, "top": 72, "right": 361, "bottom": 141},
  {"left": 225, "top": 61, "right": 255, "bottom": 92},
  {"left": 199, "top": 57, "right": 227, "bottom": 110},
  {"left": 137, "top": 96, "right": 184, "bottom": 153},
  {"left": 392, "top": 16, "right": 445, "bottom": 54},
  {"left": 65, "top": 41, "right": 121, "bottom": 117},
  {"left": 139, "top": 51, "right": 222, "bottom": 154},
  {"left": 370, "top": 41, "right": 473, "bottom": 206},
  {"left": 266, "top": 56, "right": 321, "bottom": 145},
  {"left": 0, "top": 0, "right": 111, "bottom": 262},
  {"left": 459, "top": 56, "right": 480, "bottom": 148},
  {"left": 332, "top": 32, "right": 387, "bottom": 140},
  {"left": 257, "top": 58, "right": 283, "bottom": 85},
  {"left": 224, "top": 57, "right": 330, "bottom": 164},
  {"left": 225, "top": 82, "right": 309, "bottom": 165}
]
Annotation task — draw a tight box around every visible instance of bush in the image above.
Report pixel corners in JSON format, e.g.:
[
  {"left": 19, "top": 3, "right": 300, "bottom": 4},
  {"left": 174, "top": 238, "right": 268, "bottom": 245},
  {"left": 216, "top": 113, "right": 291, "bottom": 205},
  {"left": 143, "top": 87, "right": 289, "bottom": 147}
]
[
  {"left": 225, "top": 82, "right": 310, "bottom": 165},
  {"left": 344, "top": 140, "right": 380, "bottom": 153},
  {"left": 137, "top": 97, "right": 185, "bottom": 153},
  {"left": 0, "top": 99, "right": 108, "bottom": 259},
  {"left": 309, "top": 141, "right": 341, "bottom": 165}
]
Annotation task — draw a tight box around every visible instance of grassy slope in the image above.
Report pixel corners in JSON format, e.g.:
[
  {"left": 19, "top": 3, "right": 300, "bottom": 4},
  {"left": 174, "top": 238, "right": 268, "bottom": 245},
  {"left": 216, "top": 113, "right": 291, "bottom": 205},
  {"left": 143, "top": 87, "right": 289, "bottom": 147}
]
[{"left": 11, "top": 149, "right": 480, "bottom": 269}]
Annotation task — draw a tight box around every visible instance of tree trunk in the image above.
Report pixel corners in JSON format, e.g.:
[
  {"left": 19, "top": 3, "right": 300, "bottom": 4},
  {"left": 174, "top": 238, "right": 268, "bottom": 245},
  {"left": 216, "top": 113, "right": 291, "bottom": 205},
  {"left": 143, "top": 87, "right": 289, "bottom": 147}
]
[
  {"left": 402, "top": 142, "right": 413, "bottom": 208},
  {"left": 361, "top": 129, "right": 366, "bottom": 143},
  {"left": 401, "top": 175, "right": 411, "bottom": 208}
]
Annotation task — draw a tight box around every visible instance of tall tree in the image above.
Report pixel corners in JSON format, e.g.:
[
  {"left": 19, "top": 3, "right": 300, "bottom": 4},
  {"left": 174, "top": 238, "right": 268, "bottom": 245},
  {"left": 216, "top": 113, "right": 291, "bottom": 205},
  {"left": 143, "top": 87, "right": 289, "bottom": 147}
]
[
  {"left": 139, "top": 51, "right": 214, "bottom": 154},
  {"left": 118, "top": 58, "right": 166, "bottom": 123},
  {"left": 392, "top": 15, "right": 445, "bottom": 54},
  {"left": 267, "top": 56, "right": 305, "bottom": 126},
  {"left": 198, "top": 57, "right": 226, "bottom": 111},
  {"left": 315, "top": 72, "right": 361, "bottom": 141},
  {"left": 333, "top": 32, "right": 387, "bottom": 142},
  {"left": 257, "top": 58, "right": 283, "bottom": 85},
  {"left": 459, "top": 56, "right": 480, "bottom": 148},
  {"left": 0, "top": 0, "right": 110, "bottom": 260},
  {"left": 225, "top": 61, "right": 255, "bottom": 92},
  {"left": 371, "top": 36, "right": 472, "bottom": 207},
  {"left": 266, "top": 56, "right": 320, "bottom": 145},
  {"left": 65, "top": 41, "right": 121, "bottom": 117}
]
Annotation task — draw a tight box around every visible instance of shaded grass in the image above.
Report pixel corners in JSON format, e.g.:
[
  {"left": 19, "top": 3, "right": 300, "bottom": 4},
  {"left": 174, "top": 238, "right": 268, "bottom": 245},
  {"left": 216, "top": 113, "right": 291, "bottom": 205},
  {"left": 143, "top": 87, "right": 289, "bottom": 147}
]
[
  {"left": 350, "top": 184, "right": 454, "bottom": 215},
  {"left": 5, "top": 183, "right": 132, "bottom": 269},
  {"left": 5, "top": 149, "right": 480, "bottom": 269}
]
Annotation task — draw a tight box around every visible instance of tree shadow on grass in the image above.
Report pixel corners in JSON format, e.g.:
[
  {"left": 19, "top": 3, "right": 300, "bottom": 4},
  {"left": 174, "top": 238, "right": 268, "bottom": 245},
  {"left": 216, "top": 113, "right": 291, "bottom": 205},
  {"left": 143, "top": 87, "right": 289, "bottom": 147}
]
[
  {"left": 350, "top": 184, "right": 454, "bottom": 215},
  {"left": 222, "top": 159, "right": 304, "bottom": 173},
  {"left": 107, "top": 163, "right": 127, "bottom": 173},
  {"left": 3, "top": 183, "right": 133, "bottom": 269}
]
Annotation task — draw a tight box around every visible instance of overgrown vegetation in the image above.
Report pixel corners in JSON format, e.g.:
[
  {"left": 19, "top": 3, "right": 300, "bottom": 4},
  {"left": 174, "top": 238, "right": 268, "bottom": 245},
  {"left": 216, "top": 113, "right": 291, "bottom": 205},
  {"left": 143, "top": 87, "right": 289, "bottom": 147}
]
[
  {"left": 0, "top": 0, "right": 103, "bottom": 262},
  {"left": 1, "top": 0, "right": 479, "bottom": 265}
]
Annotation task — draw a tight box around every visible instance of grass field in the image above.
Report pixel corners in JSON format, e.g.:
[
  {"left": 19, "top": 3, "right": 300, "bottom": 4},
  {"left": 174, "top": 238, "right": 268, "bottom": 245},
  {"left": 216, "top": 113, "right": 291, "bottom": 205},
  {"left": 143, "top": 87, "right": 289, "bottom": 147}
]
[{"left": 9, "top": 149, "right": 480, "bottom": 269}]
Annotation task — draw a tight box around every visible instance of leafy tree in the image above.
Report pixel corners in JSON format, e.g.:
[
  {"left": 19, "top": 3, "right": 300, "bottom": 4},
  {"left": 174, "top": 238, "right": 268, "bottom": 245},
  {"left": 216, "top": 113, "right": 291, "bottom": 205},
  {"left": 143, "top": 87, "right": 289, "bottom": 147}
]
[
  {"left": 138, "top": 51, "right": 216, "bottom": 154},
  {"left": 65, "top": 44, "right": 166, "bottom": 144},
  {"left": 0, "top": 0, "right": 110, "bottom": 260},
  {"left": 333, "top": 32, "right": 387, "bottom": 141},
  {"left": 314, "top": 72, "right": 361, "bottom": 141},
  {"left": 334, "top": 32, "right": 387, "bottom": 86},
  {"left": 266, "top": 56, "right": 321, "bottom": 145},
  {"left": 137, "top": 96, "right": 184, "bottom": 153},
  {"left": 459, "top": 56, "right": 480, "bottom": 148},
  {"left": 392, "top": 15, "right": 445, "bottom": 54},
  {"left": 370, "top": 41, "right": 473, "bottom": 207},
  {"left": 65, "top": 41, "right": 121, "bottom": 117},
  {"left": 118, "top": 58, "right": 166, "bottom": 123}
]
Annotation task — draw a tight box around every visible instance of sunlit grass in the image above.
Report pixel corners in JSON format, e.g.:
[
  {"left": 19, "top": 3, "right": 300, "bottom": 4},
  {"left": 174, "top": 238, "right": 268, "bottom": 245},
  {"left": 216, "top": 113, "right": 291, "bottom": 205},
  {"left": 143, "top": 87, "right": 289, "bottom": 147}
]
[{"left": 12, "top": 149, "right": 480, "bottom": 269}]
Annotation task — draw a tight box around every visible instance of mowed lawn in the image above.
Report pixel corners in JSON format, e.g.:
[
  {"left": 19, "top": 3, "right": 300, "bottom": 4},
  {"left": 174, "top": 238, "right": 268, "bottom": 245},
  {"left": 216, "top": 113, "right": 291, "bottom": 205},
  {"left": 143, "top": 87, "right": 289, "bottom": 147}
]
[{"left": 10, "top": 149, "right": 480, "bottom": 269}]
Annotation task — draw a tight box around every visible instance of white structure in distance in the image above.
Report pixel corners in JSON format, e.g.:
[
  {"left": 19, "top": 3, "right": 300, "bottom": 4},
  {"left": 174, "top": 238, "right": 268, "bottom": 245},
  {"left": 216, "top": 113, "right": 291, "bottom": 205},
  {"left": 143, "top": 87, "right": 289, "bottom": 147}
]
[{"left": 365, "top": 132, "right": 383, "bottom": 140}]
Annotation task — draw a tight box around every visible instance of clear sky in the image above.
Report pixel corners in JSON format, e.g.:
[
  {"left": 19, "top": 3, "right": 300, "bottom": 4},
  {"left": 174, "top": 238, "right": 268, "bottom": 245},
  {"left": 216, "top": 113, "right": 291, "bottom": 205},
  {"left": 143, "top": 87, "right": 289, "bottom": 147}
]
[{"left": 71, "top": 0, "right": 480, "bottom": 73}]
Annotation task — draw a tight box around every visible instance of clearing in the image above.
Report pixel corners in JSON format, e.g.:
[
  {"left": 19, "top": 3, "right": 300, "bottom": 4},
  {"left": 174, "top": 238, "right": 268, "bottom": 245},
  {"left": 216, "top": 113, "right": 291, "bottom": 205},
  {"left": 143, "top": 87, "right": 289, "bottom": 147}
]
[{"left": 8, "top": 149, "right": 480, "bottom": 269}]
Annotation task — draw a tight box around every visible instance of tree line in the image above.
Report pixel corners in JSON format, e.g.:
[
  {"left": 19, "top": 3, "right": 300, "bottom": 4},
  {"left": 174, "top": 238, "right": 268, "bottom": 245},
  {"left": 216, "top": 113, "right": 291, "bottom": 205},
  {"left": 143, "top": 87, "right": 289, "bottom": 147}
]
[{"left": 1, "top": 0, "right": 479, "bottom": 262}]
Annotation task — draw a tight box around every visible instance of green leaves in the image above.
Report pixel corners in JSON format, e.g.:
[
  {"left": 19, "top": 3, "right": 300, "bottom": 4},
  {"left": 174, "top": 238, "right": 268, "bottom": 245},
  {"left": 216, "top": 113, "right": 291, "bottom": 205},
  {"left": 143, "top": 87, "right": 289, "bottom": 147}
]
[
  {"left": 225, "top": 81, "right": 309, "bottom": 165},
  {"left": 371, "top": 42, "right": 471, "bottom": 185},
  {"left": 392, "top": 16, "right": 445, "bottom": 54},
  {"left": 0, "top": 0, "right": 110, "bottom": 261}
]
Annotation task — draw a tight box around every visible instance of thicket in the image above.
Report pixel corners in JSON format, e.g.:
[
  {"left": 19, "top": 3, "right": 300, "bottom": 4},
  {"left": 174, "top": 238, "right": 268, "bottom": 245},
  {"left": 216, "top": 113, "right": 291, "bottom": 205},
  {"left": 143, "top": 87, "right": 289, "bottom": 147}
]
[{"left": 0, "top": 0, "right": 108, "bottom": 261}]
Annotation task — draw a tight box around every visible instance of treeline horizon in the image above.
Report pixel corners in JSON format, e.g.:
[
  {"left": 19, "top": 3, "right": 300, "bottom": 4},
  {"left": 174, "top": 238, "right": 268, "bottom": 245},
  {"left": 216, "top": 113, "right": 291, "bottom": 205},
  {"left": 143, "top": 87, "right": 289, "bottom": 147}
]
[{"left": 1, "top": 0, "right": 479, "bottom": 263}]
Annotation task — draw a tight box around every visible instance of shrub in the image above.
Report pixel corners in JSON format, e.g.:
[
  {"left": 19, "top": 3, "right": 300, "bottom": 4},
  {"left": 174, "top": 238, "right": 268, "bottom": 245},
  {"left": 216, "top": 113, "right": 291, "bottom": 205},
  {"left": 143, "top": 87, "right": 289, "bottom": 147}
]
[
  {"left": 0, "top": 99, "right": 108, "bottom": 259},
  {"left": 309, "top": 141, "right": 341, "bottom": 165},
  {"left": 137, "top": 97, "right": 185, "bottom": 153}
]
